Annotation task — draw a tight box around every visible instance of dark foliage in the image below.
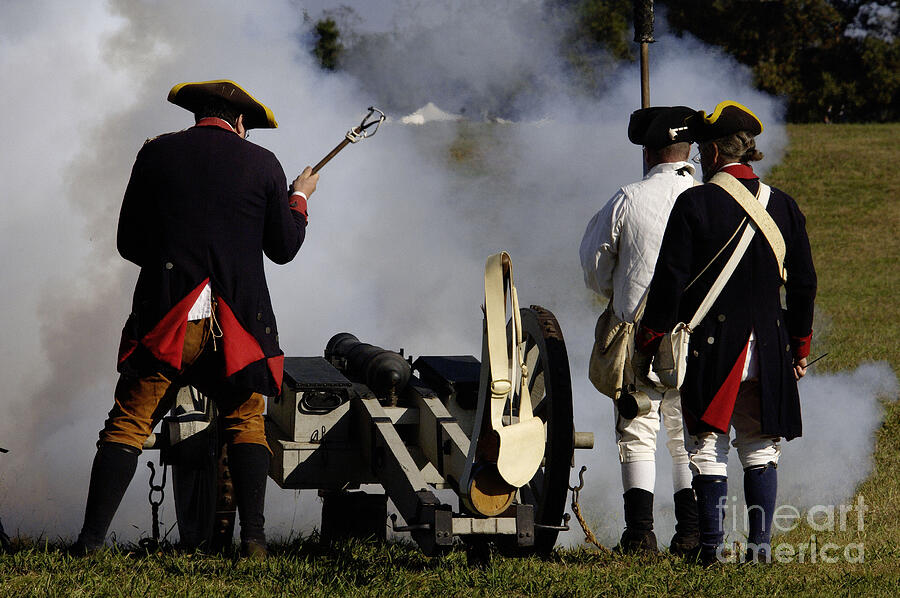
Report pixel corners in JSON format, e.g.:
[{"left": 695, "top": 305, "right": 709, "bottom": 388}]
[
  {"left": 313, "top": 18, "right": 343, "bottom": 71},
  {"left": 659, "top": 0, "right": 900, "bottom": 122}
]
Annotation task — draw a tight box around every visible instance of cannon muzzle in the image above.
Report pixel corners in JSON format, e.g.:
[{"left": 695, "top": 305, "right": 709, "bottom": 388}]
[{"left": 325, "top": 333, "right": 411, "bottom": 400}]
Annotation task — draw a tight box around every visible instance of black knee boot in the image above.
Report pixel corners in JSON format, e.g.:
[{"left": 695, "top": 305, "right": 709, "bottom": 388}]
[
  {"left": 693, "top": 475, "right": 728, "bottom": 565},
  {"left": 670, "top": 487, "right": 700, "bottom": 557},
  {"left": 744, "top": 463, "right": 777, "bottom": 563},
  {"left": 228, "top": 443, "right": 270, "bottom": 557},
  {"left": 75, "top": 442, "right": 140, "bottom": 552},
  {"left": 618, "top": 488, "right": 658, "bottom": 553}
]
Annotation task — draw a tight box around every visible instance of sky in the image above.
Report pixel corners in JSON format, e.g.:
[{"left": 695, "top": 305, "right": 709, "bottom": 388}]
[{"left": 0, "top": 0, "right": 895, "bottom": 548}]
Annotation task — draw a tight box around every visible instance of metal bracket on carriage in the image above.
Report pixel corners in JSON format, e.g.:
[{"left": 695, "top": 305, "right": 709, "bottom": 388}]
[
  {"left": 460, "top": 252, "right": 546, "bottom": 517},
  {"left": 389, "top": 513, "right": 433, "bottom": 533}
]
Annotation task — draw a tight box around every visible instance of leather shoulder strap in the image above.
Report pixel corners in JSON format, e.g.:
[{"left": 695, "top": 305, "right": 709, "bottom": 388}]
[{"left": 710, "top": 171, "right": 786, "bottom": 281}]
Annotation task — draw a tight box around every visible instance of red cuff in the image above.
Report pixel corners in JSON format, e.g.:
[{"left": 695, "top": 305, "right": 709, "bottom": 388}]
[
  {"left": 636, "top": 325, "right": 666, "bottom": 355},
  {"left": 791, "top": 332, "right": 812, "bottom": 360},
  {"left": 289, "top": 193, "right": 308, "bottom": 222}
]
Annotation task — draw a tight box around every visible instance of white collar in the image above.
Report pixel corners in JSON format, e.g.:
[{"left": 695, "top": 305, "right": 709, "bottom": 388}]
[{"left": 646, "top": 161, "right": 695, "bottom": 178}]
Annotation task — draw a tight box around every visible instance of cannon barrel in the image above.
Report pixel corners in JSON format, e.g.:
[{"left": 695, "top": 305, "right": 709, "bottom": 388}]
[{"left": 325, "top": 333, "right": 411, "bottom": 398}]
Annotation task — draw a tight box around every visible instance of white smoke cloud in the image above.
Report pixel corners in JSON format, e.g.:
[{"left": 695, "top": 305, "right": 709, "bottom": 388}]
[{"left": 0, "top": 0, "right": 891, "bottom": 552}]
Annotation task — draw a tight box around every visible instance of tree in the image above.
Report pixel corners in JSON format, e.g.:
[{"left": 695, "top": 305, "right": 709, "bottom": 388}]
[
  {"left": 660, "top": 0, "right": 900, "bottom": 122},
  {"left": 545, "top": 0, "right": 636, "bottom": 94},
  {"left": 313, "top": 18, "right": 343, "bottom": 71}
]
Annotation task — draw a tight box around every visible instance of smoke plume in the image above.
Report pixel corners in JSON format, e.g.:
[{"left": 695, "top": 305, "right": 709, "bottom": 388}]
[{"left": 0, "top": 0, "right": 893, "bottom": 549}]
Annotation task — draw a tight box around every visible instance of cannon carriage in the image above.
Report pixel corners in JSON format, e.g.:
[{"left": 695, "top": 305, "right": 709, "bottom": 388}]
[{"left": 147, "top": 253, "right": 593, "bottom": 555}]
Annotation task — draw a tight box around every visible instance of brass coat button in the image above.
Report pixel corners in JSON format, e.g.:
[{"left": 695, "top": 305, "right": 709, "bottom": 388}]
[
  {"left": 717, "top": 314, "right": 726, "bottom": 322},
  {"left": 707, "top": 336, "right": 715, "bottom": 344},
  {"left": 165, "top": 262, "right": 173, "bottom": 270}
]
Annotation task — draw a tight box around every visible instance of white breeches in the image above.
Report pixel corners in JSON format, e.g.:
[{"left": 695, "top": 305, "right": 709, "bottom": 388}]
[
  {"left": 615, "top": 384, "right": 692, "bottom": 492},
  {"left": 685, "top": 381, "right": 781, "bottom": 477}
]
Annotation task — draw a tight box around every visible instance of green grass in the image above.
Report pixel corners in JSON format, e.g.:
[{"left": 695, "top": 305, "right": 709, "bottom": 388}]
[
  {"left": 767, "top": 124, "right": 900, "bottom": 372},
  {"left": 764, "top": 125, "right": 900, "bottom": 592},
  {"left": 2, "top": 537, "right": 897, "bottom": 597},
  {"left": 2, "top": 124, "right": 899, "bottom": 597}
]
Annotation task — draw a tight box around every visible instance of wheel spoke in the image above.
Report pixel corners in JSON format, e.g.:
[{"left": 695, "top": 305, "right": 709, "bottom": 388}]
[
  {"left": 530, "top": 371, "right": 546, "bottom": 409},
  {"left": 529, "top": 468, "right": 546, "bottom": 509},
  {"left": 532, "top": 394, "right": 549, "bottom": 421},
  {"left": 529, "top": 357, "right": 545, "bottom": 392},
  {"left": 519, "top": 481, "right": 538, "bottom": 506},
  {"left": 525, "top": 340, "right": 540, "bottom": 379}
]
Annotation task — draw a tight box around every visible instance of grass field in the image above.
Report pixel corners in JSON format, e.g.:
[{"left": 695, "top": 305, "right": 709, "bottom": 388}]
[{"left": 1, "top": 124, "right": 898, "bottom": 596}]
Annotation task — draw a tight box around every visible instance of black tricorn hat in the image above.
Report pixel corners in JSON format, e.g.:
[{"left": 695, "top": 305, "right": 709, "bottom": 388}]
[
  {"left": 628, "top": 106, "right": 695, "bottom": 149},
  {"left": 686, "top": 101, "right": 762, "bottom": 143},
  {"left": 167, "top": 79, "right": 278, "bottom": 129}
]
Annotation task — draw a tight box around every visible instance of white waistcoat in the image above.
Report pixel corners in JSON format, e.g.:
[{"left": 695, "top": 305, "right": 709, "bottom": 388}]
[{"left": 580, "top": 161, "right": 697, "bottom": 322}]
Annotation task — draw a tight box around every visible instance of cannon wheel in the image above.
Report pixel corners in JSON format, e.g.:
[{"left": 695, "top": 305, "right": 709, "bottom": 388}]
[
  {"left": 169, "top": 391, "right": 237, "bottom": 552},
  {"left": 513, "top": 305, "right": 574, "bottom": 554}
]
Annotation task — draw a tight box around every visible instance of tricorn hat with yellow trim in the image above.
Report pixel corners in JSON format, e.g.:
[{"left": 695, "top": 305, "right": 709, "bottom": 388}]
[
  {"left": 685, "top": 101, "right": 762, "bottom": 142},
  {"left": 628, "top": 106, "right": 694, "bottom": 149},
  {"left": 167, "top": 79, "right": 278, "bottom": 129}
]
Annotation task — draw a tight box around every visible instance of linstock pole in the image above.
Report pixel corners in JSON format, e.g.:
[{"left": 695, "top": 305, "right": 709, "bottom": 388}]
[
  {"left": 640, "top": 43, "right": 650, "bottom": 109},
  {"left": 310, "top": 107, "right": 385, "bottom": 175},
  {"left": 633, "top": 0, "right": 654, "bottom": 109},
  {"left": 312, "top": 137, "right": 351, "bottom": 174}
]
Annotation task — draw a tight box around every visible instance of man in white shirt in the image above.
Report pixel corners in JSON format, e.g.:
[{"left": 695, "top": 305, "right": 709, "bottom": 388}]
[{"left": 579, "top": 106, "right": 699, "bottom": 555}]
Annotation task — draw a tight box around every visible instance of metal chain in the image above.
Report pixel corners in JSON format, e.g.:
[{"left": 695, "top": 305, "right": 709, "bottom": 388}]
[
  {"left": 569, "top": 466, "right": 609, "bottom": 551},
  {"left": 139, "top": 459, "right": 167, "bottom": 551}
]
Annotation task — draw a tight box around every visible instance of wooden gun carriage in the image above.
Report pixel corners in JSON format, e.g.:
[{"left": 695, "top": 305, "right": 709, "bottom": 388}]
[{"left": 146, "top": 253, "right": 593, "bottom": 555}]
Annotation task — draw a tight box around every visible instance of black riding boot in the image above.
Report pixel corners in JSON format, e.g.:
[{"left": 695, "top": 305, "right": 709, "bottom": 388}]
[
  {"left": 670, "top": 487, "right": 701, "bottom": 558},
  {"left": 229, "top": 443, "right": 270, "bottom": 558},
  {"left": 75, "top": 442, "right": 140, "bottom": 552},
  {"left": 618, "top": 488, "right": 658, "bottom": 553}
]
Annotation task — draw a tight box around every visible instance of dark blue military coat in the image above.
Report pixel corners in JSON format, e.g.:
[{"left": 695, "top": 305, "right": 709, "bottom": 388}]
[
  {"left": 116, "top": 119, "right": 307, "bottom": 396},
  {"left": 640, "top": 165, "right": 816, "bottom": 440}
]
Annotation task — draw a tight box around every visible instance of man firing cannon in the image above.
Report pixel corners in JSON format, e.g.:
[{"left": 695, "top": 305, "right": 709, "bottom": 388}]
[{"left": 74, "top": 80, "right": 319, "bottom": 557}]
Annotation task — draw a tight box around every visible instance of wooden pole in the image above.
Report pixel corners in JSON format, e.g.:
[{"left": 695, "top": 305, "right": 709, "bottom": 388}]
[
  {"left": 633, "top": 0, "right": 654, "bottom": 109},
  {"left": 312, "top": 137, "right": 352, "bottom": 174},
  {"left": 634, "top": 0, "right": 654, "bottom": 171},
  {"left": 640, "top": 42, "right": 650, "bottom": 109}
]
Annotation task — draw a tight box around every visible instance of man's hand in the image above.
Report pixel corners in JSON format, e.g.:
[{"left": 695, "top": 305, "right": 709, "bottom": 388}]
[
  {"left": 292, "top": 166, "right": 318, "bottom": 198},
  {"left": 793, "top": 357, "right": 808, "bottom": 380},
  {"left": 631, "top": 350, "right": 652, "bottom": 386}
]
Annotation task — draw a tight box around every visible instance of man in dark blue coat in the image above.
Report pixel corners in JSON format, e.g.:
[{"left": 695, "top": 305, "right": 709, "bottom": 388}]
[
  {"left": 75, "top": 80, "right": 318, "bottom": 557},
  {"left": 634, "top": 101, "right": 817, "bottom": 563}
]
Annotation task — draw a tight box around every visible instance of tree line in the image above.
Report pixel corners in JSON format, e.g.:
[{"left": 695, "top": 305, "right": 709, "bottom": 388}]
[{"left": 311, "top": 1, "right": 899, "bottom": 123}]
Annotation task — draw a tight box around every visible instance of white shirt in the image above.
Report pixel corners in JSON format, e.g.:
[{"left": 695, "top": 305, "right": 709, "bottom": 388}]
[
  {"left": 580, "top": 161, "right": 697, "bottom": 323},
  {"left": 187, "top": 284, "right": 212, "bottom": 320}
]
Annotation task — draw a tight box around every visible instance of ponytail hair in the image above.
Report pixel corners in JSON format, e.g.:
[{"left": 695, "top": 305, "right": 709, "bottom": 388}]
[{"left": 713, "top": 131, "right": 764, "bottom": 163}]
